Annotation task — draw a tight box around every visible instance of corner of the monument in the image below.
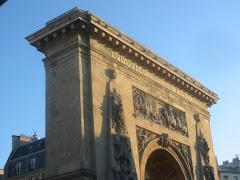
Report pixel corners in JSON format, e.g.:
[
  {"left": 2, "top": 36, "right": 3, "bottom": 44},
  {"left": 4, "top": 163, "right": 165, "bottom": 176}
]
[{"left": 45, "top": 6, "right": 85, "bottom": 26}]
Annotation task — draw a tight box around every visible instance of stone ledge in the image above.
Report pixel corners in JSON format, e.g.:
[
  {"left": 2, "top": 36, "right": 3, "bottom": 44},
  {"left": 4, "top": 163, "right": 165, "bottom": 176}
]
[
  {"left": 44, "top": 169, "right": 96, "bottom": 180},
  {"left": 25, "top": 7, "right": 219, "bottom": 107}
]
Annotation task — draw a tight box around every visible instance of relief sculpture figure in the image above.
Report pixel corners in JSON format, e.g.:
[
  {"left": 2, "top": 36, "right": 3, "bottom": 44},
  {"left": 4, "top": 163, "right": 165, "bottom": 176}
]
[
  {"left": 111, "top": 88, "right": 128, "bottom": 135},
  {"left": 111, "top": 88, "right": 137, "bottom": 180},
  {"left": 112, "top": 134, "right": 137, "bottom": 180},
  {"left": 169, "top": 108, "right": 177, "bottom": 131},
  {"left": 133, "top": 87, "right": 188, "bottom": 137},
  {"left": 199, "top": 131, "right": 215, "bottom": 180}
]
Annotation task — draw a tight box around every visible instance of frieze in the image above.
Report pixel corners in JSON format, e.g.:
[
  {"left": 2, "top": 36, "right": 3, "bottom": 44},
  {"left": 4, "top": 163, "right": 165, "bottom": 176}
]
[
  {"left": 26, "top": 7, "right": 219, "bottom": 106},
  {"left": 133, "top": 87, "right": 188, "bottom": 137}
]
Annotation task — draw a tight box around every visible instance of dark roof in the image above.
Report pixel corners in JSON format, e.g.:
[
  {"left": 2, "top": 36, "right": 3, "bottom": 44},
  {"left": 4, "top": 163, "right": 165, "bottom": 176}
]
[
  {"left": 11, "top": 138, "right": 45, "bottom": 160},
  {"left": 219, "top": 165, "right": 240, "bottom": 173},
  {"left": 0, "top": 0, "right": 7, "bottom": 6}
]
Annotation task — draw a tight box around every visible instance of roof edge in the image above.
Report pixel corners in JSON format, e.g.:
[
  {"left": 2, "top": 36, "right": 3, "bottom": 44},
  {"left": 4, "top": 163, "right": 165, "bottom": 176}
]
[{"left": 25, "top": 7, "right": 219, "bottom": 106}]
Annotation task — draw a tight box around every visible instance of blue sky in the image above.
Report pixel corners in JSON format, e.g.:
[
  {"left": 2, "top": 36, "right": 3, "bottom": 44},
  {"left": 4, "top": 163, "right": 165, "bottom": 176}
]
[{"left": 1, "top": 0, "right": 240, "bottom": 169}]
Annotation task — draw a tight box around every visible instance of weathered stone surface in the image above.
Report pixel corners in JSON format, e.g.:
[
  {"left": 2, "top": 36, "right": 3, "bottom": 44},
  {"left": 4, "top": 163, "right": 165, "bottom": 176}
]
[{"left": 24, "top": 7, "right": 219, "bottom": 180}]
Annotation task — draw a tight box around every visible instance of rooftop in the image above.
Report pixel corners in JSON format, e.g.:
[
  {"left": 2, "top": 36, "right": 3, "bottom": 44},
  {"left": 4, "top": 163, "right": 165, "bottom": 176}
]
[{"left": 12, "top": 138, "right": 45, "bottom": 160}]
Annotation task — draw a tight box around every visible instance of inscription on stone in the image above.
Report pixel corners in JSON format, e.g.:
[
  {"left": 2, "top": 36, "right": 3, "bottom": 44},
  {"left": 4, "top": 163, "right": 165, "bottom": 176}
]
[
  {"left": 133, "top": 87, "right": 188, "bottom": 137},
  {"left": 170, "top": 85, "right": 193, "bottom": 102},
  {"left": 111, "top": 51, "right": 147, "bottom": 75}
]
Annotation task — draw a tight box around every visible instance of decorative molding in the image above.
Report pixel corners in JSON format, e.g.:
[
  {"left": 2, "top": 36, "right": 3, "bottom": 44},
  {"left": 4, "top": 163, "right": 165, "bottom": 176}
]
[
  {"left": 156, "top": 133, "right": 171, "bottom": 148},
  {"left": 90, "top": 12, "right": 219, "bottom": 106},
  {"left": 133, "top": 87, "right": 188, "bottom": 137},
  {"left": 199, "top": 131, "right": 210, "bottom": 166},
  {"left": 174, "top": 142, "right": 194, "bottom": 176},
  {"left": 203, "top": 166, "right": 215, "bottom": 180},
  {"left": 26, "top": 7, "right": 219, "bottom": 107},
  {"left": 136, "top": 128, "right": 155, "bottom": 154},
  {"left": 109, "top": 69, "right": 118, "bottom": 80},
  {"left": 136, "top": 127, "right": 193, "bottom": 173}
]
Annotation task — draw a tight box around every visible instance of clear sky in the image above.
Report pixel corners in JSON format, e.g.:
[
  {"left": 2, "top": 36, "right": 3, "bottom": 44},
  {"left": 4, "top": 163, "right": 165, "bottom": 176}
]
[{"left": 1, "top": 0, "right": 240, "bottom": 169}]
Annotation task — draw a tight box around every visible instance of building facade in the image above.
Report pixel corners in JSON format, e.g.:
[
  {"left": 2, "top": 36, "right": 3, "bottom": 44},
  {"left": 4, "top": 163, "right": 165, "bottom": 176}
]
[
  {"left": 218, "top": 156, "right": 240, "bottom": 180},
  {"left": 3, "top": 134, "right": 45, "bottom": 180},
  {"left": 5, "top": 7, "right": 219, "bottom": 180},
  {"left": 0, "top": 169, "right": 4, "bottom": 180}
]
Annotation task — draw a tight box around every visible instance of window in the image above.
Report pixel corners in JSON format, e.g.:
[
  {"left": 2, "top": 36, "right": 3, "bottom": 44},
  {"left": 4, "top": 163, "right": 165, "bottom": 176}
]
[
  {"left": 42, "top": 173, "right": 45, "bottom": 179},
  {"left": 29, "top": 176, "right": 34, "bottom": 180},
  {"left": 15, "top": 162, "right": 21, "bottom": 175},
  {"left": 29, "top": 157, "right": 36, "bottom": 171},
  {"left": 223, "top": 176, "right": 228, "bottom": 180}
]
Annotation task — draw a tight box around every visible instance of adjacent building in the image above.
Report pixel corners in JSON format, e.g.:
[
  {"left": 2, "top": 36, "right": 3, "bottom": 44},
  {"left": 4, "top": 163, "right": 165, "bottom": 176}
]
[
  {"left": 218, "top": 156, "right": 240, "bottom": 180},
  {"left": 3, "top": 134, "right": 45, "bottom": 180},
  {"left": 0, "top": 0, "right": 7, "bottom": 7},
  {"left": 0, "top": 169, "right": 4, "bottom": 180}
]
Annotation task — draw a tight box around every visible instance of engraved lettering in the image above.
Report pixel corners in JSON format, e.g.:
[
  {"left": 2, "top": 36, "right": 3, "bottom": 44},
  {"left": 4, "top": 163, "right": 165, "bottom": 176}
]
[
  {"left": 125, "top": 60, "right": 130, "bottom": 67},
  {"left": 143, "top": 70, "right": 146, "bottom": 75},
  {"left": 170, "top": 86, "right": 193, "bottom": 102},
  {"left": 111, "top": 51, "right": 146, "bottom": 76}
]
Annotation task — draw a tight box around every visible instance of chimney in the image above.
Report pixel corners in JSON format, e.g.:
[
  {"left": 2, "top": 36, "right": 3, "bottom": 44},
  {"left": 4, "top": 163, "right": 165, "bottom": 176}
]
[
  {"left": 12, "top": 135, "right": 20, "bottom": 151},
  {"left": 12, "top": 134, "right": 33, "bottom": 151},
  {"left": 31, "top": 132, "right": 38, "bottom": 141},
  {"left": 0, "top": 169, "right": 4, "bottom": 180}
]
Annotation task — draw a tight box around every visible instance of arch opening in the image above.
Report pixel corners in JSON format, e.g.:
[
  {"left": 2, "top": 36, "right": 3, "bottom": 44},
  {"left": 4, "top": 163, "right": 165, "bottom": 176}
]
[{"left": 145, "top": 149, "right": 185, "bottom": 180}]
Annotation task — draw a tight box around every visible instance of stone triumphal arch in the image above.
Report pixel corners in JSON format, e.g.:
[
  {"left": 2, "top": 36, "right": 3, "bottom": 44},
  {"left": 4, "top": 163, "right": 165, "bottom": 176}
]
[{"left": 26, "top": 7, "right": 219, "bottom": 180}]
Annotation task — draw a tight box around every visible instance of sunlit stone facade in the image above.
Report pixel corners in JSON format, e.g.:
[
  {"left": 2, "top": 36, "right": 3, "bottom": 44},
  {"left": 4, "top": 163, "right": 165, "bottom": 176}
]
[{"left": 8, "top": 7, "right": 220, "bottom": 180}]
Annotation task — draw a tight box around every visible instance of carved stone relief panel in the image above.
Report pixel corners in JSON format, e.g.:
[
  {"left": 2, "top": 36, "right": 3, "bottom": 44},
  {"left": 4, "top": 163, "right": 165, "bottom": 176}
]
[
  {"left": 110, "top": 88, "right": 128, "bottom": 135},
  {"left": 133, "top": 87, "right": 188, "bottom": 137},
  {"left": 199, "top": 131, "right": 215, "bottom": 180},
  {"left": 112, "top": 134, "right": 137, "bottom": 180},
  {"left": 174, "top": 142, "right": 194, "bottom": 176},
  {"left": 157, "top": 133, "right": 171, "bottom": 148},
  {"left": 136, "top": 127, "right": 155, "bottom": 154},
  {"left": 199, "top": 131, "right": 210, "bottom": 166},
  {"left": 136, "top": 127, "right": 193, "bottom": 173},
  {"left": 110, "top": 88, "right": 137, "bottom": 180}
]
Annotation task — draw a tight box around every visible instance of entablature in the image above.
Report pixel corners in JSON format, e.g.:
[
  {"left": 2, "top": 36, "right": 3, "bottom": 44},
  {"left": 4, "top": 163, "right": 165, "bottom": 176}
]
[{"left": 25, "top": 7, "right": 219, "bottom": 107}]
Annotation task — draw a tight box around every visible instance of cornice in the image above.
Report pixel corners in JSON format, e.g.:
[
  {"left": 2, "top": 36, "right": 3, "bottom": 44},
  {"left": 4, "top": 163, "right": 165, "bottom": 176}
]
[
  {"left": 90, "top": 46, "right": 211, "bottom": 116},
  {"left": 25, "top": 7, "right": 219, "bottom": 107},
  {"left": 25, "top": 7, "right": 89, "bottom": 53}
]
